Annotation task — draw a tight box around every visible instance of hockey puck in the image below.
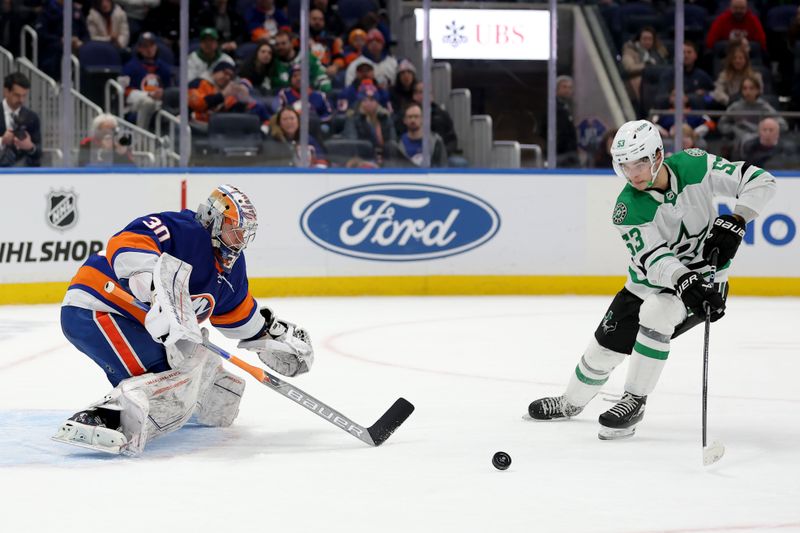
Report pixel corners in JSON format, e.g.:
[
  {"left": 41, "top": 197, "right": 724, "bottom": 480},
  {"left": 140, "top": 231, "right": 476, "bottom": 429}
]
[{"left": 492, "top": 451, "right": 511, "bottom": 470}]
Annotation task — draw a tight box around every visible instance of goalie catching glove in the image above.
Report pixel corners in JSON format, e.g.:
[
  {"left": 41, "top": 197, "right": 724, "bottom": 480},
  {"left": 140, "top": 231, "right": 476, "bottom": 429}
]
[{"left": 238, "top": 308, "right": 314, "bottom": 377}]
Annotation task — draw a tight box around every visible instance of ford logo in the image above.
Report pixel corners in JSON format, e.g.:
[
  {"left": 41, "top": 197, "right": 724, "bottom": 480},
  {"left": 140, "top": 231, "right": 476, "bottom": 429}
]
[{"left": 300, "top": 183, "right": 501, "bottom": 261}]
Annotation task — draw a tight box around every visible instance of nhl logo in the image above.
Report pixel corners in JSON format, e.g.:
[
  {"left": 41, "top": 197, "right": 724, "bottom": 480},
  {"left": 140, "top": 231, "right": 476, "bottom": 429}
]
[{"left": 46, "top": 190, "right": 78, "bottom": 231}]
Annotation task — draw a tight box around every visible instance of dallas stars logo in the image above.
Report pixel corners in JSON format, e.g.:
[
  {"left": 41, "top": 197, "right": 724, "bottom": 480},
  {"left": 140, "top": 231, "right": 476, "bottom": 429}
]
[
  {"left": 684, "top": 148, "right": 706, "bottom": 157},
  {"left": 601, "top": 310, "right": 617, "bottom": 334},
  {"left": 612, "top": 202, "right": 627, "bottom": 225},
  {"left": 670, "top": 221, "right": 707, "bottom": 259}
]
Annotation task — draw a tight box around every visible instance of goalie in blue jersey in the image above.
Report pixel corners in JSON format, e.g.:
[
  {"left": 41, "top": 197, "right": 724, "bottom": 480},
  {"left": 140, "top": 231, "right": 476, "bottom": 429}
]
[{"left": 54, "top": 184, "right": 314, "bottom": 455}]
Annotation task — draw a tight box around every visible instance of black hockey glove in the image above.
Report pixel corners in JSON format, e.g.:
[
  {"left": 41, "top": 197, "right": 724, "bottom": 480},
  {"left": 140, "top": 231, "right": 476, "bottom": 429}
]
[
  {"left": 703, "top": 215, "right": 746, "bottom": 267},
  {"left": 675, "top": 271, "right": 725, "bottom": 321}
]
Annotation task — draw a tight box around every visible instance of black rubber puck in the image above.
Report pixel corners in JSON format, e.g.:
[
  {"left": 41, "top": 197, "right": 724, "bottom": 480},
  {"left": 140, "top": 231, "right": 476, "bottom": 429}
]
[{"left": 492, "top": 451, "right": 511, "bottom": 470}]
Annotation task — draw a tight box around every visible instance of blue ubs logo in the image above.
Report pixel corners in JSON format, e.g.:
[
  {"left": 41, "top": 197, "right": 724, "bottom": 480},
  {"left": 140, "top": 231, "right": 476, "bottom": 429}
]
[{"left": 300, "top": 183, "right": 501, "bottom": 261}]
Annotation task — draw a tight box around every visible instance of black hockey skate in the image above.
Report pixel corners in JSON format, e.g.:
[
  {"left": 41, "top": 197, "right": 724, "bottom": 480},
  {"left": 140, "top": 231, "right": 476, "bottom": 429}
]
[
  {"left": 528, "top": 395, "right": 583, "bottom": 420},
  {"left": 69, "top": 408, "right": 121, "bottom": 429},
  {"left": 52, "top": 407, "right": 128, "bottom": 454},
  {"left": 598, "top": 392, "right": 646, "bottom": 440}
]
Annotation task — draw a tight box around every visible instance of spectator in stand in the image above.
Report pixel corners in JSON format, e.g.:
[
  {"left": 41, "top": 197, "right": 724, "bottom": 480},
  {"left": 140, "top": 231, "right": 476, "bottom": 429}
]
[
  {"left": 342, "top": 29, "right": 367, "bottom": 68},
  {"left": 343, "top": 82, "right": 396, "bottom": 165},
  {"left": 788, "top": 5, "right": 800, "bottom": 48},
  {"left": 268, "top": 106, "right": 327, "bottom": 167},
  {"left": 36, "top": 0, "right": 87, "bottom": 79},
  {"left": 87, "top": 0, "right": 130, "bottom": 50},
  {"left": 142, "top": 0, "right": 181, "bottom": 47},
  {"left": 245, "top": 0, "right": 289, "bottom": 43},
  {"left": 337, "top": 65, "right": 390, "bottom": 114},
  {"left": 121, "top": 32, "right": 173, "bottom": 130},
  {"left": 345, "top": 29, "right": 398, "bottom": 89},
  {"left": 309, "top": 7, "right": 344, "bottom": 80},
  {"left": 651, "top": 88, "right": 714, "bottom": 142},
  {"left": 0, "top": 72, "right": 41, "bottom": 167},
  {"left": 116, "top": 0, "right": 158, "bottom": 40},
  {"left": 706, "top": 0, "right": 766, "bottom": 52},
  {"left": 275, "top": 65, "right": 333, "bottom": 123},
  {"left": 271, "top": 30, "right": 331, "bottom": 93},
  {"left": 239, "top": 42, "right": 276, "bottom": 96},
  {"left": 659, "top": 41, "right": 715, "bottom": 101},
  {"left": 189, "top": 62, "right": 271, "bottom": 129},
  {"left": 0, "top": 0, "right": 40, "bottom": 57},
  {"left": 390, "top": 59, "right": 417, "bottom": 115},
  {"left": 718, "top": 75, "right": 787, "bottom": 141},
  {"left": 352, "top": 10, "right": 391, "bottom": 48},
  {"left": 676, "top": 123, "right": 700, "bottom": 150},
  {"left": 740, "top": 117, "right": 792, "bottom": 168},
  {"left": 396, "top": 80, "right": 459, "bottom": 158},
  {"left": 188, "top": 28, "right": 236, "bottom": 83},
  {"left": 711, "top": 39, "right": 763, "bottom": 107},
  {"left": 621, "top": 26, "right": 669, "bottom": 102},
  {"left": 541, "top": 75, "right": 579, "bottom": 166},
  {"left": 396, "top": 103, "right": 447, "bottom": 168},
  {"left": 196, "top": 0, "right": 246, "bottom": 56},
  {"left": 312, "top": 0, "right": 344, "bottom": 37},
  {"left": 78, "top": 113, "right": 135, "bottom": 167},
  {"left": 592, "top": 128, "right": 618, "bottom": 169}
]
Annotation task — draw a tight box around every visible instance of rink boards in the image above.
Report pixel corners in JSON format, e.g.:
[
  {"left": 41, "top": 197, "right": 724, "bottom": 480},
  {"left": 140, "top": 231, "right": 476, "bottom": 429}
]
[{"left": 1, "top": 169, "right": 798, "bottom": 303}]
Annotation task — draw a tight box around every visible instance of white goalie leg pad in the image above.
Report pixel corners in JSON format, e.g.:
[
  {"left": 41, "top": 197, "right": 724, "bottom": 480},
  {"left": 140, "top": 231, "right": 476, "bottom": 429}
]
[
  {"left": 54, "top": 341, "right": 224, "bottom": 456},
  {"left": 112, "top": 344, "right": 216, "bottom": 455},
  {"left": 565, "top": 338, "right": 627, "bottom": 407},
  {"left": 181, "top": 340, "right": 247, "bottom": 427},
  {"left": 194, "top": 365, "right": 246, "bottom": 427},
  {"left": 626, "top": 293, "right": 687, "bottom": 397}
]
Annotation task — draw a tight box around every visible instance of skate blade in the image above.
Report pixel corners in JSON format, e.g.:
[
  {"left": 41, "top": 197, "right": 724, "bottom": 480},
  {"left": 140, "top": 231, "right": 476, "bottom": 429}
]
[
  {"left": 51, "top": 435, "right": 124, "bottom": 455},
  {"left": 521, "top": 413, "right": 572, "bottom": 422},
  {"left": 703, "top": 441, "right": 725, "bottom": 466},
  {"left": 598, "top": 426, "right": 636, "bottom": 440}
]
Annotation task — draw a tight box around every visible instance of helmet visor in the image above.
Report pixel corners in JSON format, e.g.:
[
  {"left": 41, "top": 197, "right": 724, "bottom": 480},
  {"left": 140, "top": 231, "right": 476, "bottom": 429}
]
[
  {"left": 618, "top": 157, "right": 651, "bottom": 179},
  {"left": 220, "top": 216, "right": 257, "bottom": 252}
]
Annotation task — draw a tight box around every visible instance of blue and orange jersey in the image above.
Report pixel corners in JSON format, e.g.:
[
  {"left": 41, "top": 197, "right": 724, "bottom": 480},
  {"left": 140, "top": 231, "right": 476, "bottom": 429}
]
[
  {"left": 62, "top": 209, "right": 264, "bottom": 340},
  {"left": 188, "top": 78, "right": 238, "bottom": 123}
]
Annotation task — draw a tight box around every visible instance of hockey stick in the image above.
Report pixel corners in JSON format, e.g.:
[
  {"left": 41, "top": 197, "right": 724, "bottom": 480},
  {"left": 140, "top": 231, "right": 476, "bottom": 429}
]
[
  {"left": 103, "top": 281, "right": 414, "bottom": 447},
  {"left": 702, "top": 249, "right": 725, "bottom": 466}
]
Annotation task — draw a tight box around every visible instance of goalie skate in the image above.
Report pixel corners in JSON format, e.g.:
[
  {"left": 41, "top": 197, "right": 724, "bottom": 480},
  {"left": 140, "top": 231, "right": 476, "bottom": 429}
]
[
  {"left": 598, "top": 392, "right": 646, "bottom": 440},
  {"left": 52, "top": 407, "right": 129, "bottom": 455}
]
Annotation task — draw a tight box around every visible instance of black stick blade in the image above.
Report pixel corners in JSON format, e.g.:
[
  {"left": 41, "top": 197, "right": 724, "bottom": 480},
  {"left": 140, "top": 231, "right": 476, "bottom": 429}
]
[{"left": 367, "top": 398, "right": 415, "bottom": 446}]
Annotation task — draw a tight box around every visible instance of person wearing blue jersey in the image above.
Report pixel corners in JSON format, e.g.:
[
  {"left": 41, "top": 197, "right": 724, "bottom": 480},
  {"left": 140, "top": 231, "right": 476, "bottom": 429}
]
[
  {"left": 53, "top": 184, "right": 314, "bottom": 455},
  {"left": 528, "top": 120, "right": 776, "bottom": 440}
]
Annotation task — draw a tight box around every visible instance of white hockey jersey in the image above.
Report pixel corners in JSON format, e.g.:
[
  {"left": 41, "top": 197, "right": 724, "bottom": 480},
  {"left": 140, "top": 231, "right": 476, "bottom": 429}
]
[{"left": 612, "top": 148, "right": 776, "bottom": 299}]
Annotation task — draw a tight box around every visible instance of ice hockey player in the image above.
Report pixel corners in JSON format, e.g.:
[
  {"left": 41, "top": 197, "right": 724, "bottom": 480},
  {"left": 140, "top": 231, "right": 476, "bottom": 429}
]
[
  {"left": 54, "top": 184, "right": 314, "bottom": 455},
  {"left": 528, "top": 120, "right": 776, "bottom": 440}
]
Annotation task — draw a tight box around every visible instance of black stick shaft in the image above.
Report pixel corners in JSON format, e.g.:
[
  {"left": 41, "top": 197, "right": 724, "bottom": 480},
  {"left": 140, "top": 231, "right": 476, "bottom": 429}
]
[{"left": 703, "top": 249, "right": 719, "bottom": 449}]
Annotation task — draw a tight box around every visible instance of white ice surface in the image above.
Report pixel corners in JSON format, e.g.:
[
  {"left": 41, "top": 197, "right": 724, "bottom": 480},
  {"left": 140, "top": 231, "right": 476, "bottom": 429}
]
[{"left": 1, "top": 296, "right": 799, "bottom": 533}]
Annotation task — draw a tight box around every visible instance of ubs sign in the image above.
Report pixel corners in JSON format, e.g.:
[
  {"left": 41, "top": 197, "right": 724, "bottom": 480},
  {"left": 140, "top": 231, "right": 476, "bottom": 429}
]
[{"left": 414, "top": 8, "right": 550, "bottom": 60}]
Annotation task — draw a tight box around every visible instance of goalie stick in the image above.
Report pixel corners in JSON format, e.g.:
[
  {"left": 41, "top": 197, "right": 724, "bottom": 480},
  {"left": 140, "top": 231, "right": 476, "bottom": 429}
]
[
  {"left": 702, "top": 249, "right": 725, "bottom": 466},
  {"left": 104, "top": 281, "right": 414, "bottom": 447}
]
